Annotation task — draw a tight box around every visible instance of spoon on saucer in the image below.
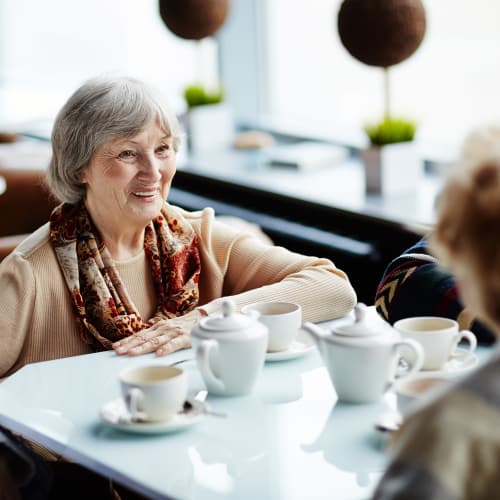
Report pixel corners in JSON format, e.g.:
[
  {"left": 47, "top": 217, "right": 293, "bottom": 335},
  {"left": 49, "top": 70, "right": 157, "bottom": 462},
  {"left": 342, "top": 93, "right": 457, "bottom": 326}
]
[{"left": 374, "top": 411, "right": 402, "bottom": 434}]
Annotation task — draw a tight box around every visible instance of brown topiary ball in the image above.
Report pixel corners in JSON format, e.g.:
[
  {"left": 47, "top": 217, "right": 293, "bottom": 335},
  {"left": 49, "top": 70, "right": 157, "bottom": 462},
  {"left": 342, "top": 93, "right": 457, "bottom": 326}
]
[
  {"left": 337, "top": 0, "right": 426, "bottom": 68},
  {"left": 159, "top": 0, "right": 230, "bottom": 40}
]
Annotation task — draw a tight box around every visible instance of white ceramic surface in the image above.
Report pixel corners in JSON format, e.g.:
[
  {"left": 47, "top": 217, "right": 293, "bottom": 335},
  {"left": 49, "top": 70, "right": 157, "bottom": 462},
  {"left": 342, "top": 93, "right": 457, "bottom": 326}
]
[
  {"left": 394, "top": 375, "right": 452, "bottom": 415},
  {"left": 265, "top": 329, "right": 315, "bottom": 362},
  {"left": 411, "top": 348, "right": 479, "bottom": 379},
  {"left": 303, "top": 304, "right": 424, "bottom": 403},
  {"left": 100, "top": 397, "right": 206, "bottom": 434},
  {"left": 119, "top": 365, "right": 187, "bottom": 422},
  {"left": 394, "top": 317, "right": 477, "bottom": 370},
  {"left": 241, "top": 301, "right": 302, "bottom": 352},
  {"left": 191, "top": 299, "right": 268, "bottom": 396}
]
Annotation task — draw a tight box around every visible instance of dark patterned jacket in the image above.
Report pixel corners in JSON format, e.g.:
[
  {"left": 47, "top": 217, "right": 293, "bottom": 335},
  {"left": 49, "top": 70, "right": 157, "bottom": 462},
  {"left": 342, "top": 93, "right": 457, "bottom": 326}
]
[{"left": 374, "top": 237, "right": 495, "bottom": 345}]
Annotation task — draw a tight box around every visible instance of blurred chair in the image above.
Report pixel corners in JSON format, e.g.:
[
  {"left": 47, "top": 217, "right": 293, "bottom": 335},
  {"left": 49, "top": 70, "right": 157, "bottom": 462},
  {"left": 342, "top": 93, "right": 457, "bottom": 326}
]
[{"left": 0, "top": 169, "right": 58, "bottom": 262}]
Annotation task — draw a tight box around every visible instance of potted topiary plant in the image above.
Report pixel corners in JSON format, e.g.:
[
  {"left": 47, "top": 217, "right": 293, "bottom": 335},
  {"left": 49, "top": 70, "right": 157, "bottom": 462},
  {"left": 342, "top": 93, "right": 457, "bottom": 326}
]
[
  {"left": 182, "top": 83, "right": 234, "bottom": 154},
  {"left": 361, "top": 110, "right": 421, "bottom": 195},
  {"left": 337, "top": 0, "right": 427, "bottom": 196},
  {"left": 157, "top": 0, "right": 232, "bottom": 154}
]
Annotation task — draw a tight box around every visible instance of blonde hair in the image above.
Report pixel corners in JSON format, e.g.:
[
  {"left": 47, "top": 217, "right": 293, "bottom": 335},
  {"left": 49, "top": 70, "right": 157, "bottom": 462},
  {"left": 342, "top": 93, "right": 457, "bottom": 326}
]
[{"left": 431, "top": 125, "right": 500, "bottom": 329}]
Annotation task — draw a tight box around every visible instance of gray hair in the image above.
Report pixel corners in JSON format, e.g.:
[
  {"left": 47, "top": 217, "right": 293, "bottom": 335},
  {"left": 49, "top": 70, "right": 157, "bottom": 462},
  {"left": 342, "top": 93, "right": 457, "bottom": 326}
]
[{"left": 47, "top": 75, "right": 181, "bottom": 203}]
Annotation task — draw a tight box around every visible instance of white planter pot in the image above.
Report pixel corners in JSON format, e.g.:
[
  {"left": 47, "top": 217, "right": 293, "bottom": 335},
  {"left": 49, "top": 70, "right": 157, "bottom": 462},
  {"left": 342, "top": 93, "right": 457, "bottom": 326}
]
[
  {"left": 361, "top": 142, "right": 423, "bottom": 196},
  {"left": 184, "top": 103, "right": 234, "bottom": 154}
]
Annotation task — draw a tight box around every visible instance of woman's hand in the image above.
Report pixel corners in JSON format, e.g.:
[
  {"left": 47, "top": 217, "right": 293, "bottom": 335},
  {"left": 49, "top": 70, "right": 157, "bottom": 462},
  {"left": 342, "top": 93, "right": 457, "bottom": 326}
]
[{"left": 112, "top": 309, "right": 204, "bottom": 356}]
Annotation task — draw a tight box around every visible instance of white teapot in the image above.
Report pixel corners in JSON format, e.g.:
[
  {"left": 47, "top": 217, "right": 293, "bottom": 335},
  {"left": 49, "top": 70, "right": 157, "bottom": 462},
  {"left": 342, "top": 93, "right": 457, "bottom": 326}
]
[
  {"left": 302, "top": 303, "right": 424, "bottom": 404},
  {"left": 191, "top": 299, "right": 268, "bottom": 396}
]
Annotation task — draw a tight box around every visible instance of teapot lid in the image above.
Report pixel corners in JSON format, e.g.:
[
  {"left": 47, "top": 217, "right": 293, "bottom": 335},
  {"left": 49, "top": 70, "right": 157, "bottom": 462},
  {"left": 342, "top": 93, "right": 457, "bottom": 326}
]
[
  {"left": 199, "top": 299, "right": 257, "bottom": 332},
  {"left": 332, "top": 303, "right": 383, "bottom": 338}
]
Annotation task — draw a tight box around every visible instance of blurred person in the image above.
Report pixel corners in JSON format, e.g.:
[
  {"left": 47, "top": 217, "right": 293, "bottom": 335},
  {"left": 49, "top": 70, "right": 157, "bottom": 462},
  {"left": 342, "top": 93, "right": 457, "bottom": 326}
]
[{"left": 373, "top": 124, "right": 500, "bottom": 499}]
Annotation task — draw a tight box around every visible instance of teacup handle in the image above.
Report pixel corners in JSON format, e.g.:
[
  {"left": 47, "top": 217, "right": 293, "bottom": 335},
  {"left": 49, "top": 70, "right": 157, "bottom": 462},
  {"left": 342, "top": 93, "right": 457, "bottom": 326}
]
[
  {"left": 126, "top": 387, "right": 146, "bottom": 421},
  {"left": 454, "top": 329, "right": 477, "bottom": 354},
  {"left": 394, "top": 338, "right": 424, "bottom": 378},
  {"left": 197, "top": 339, "right": 225, "bottom": 393}
]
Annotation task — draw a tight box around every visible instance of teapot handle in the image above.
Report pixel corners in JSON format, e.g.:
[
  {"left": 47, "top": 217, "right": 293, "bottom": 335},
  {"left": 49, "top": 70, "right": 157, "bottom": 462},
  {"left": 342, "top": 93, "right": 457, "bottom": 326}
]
[
  {"left": 394, "top": 338, "right": 424, "bottom": 378},
  {"left": 196, "top": 339, "right": 225, "bottom": 393}
]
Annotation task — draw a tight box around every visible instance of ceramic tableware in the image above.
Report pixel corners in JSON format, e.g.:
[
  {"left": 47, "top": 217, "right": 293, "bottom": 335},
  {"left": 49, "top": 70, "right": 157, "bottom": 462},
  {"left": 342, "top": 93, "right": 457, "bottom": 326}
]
[
  {"left": 302, "top": 303, "right": 424, "bottom": 404},
  {"left": 394, "top": 316, "right": 477, "bottom": 370},
  {"left": 265, "top": 328, "right": 315, "bottom": 362},
  {"left": 119, "top": 364, "right": 188, "bottom": 422},
  {"left": 100, "top": 397, "right": 206, "bottom": 434},
  {"left": 394, "top": 374, "right": 452, "bottom": 415},
  {"left": 241, "top": 301, "right": 302, "bottom": 352},
  {"left": 191, "top": 299, "right": 268, "bottom": 396}
]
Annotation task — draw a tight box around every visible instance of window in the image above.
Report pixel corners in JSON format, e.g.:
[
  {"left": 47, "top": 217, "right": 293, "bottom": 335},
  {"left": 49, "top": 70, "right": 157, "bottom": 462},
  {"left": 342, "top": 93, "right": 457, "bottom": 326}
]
[
  {"left": 221, "top": 0, "right": 500, "bottom": 159},
  {"left": 0, "top": 0, "right": 217, "bottom": 127}
]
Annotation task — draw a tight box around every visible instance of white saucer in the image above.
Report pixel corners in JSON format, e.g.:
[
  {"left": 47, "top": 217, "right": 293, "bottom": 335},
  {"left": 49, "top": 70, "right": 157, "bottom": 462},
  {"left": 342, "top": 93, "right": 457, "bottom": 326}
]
[
  {"left": 100, "top": 398, "right": 206, "bottom": 434},
  {"left": 265, "top": 330, "right": 316, "bottom": 362},
  {"left": 415, "top": 347, "right": 479, "bottom": 378}
]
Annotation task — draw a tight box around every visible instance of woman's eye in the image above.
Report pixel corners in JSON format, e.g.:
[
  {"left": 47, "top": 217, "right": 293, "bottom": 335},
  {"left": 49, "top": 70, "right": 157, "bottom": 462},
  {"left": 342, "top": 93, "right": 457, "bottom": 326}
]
[
  {"left": 118, "top": 150, "right": 137, "bottom": 159},
  {"left": 156, "top": 144, "right": 171, "bottom": 156}
]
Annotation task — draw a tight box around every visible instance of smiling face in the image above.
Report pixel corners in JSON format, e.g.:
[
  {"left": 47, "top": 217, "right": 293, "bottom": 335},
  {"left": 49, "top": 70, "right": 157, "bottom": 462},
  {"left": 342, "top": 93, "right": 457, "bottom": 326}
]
[{"left": 81, "top": 119, "right": 176, "bottom": 232}]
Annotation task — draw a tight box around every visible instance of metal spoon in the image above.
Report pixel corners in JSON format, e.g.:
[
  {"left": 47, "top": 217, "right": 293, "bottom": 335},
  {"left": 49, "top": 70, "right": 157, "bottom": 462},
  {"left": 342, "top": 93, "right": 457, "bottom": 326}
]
[{"left": 374, "top": 411, "right": 402, "bottom": 434}]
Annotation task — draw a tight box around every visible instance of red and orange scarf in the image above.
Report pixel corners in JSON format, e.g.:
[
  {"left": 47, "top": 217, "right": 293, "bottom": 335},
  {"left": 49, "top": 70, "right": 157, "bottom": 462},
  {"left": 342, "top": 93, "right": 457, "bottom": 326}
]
[{"left": 49, "top": 201, "right": 200, "bottom": 350}]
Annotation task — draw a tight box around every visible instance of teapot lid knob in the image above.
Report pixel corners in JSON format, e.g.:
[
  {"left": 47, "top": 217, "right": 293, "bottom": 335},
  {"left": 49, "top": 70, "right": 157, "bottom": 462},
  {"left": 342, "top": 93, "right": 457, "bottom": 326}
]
[
  {"left": 332, "top": 302, "right": 381, "bottom": 338},
  {"left": 222, "top": 299, "right": 236, "bottom": 318},
  {"left": 199, "top": 298, "right": 257, "bottom": 332},
  {"left": 354, "top": 303, "right": 368, "bottom": 324}
]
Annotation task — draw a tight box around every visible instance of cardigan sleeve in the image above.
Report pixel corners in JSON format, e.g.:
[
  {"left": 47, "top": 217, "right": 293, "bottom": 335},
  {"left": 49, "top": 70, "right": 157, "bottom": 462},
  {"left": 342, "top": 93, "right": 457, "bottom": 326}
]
[
  {"left": 0, "top": 253, "right": 37, "bottom": 377},
  {"left": 374, "top": 236, "right": 495, "bottom": 344},
  {"left": 189, "top": 207, "right": 357, "bottom": 322}
]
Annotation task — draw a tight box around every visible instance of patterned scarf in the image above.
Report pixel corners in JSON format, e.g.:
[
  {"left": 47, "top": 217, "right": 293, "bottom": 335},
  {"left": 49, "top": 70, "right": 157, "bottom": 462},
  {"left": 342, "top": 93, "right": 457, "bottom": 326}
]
[{"left": 49, "top": 201, "right": 201, "bottom": 350}]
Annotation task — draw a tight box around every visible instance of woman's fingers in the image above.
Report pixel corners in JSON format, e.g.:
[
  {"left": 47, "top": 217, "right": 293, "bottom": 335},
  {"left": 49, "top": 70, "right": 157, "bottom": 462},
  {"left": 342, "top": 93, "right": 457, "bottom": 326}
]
[
  {"left": 112, "top": 310, "right": 201, "bottom": 356},
  {"left": 112, "top": 325, "right": 190, "bottom": 356},
  {"left": 156, "top": 334, "right": 191, "bottom": 356}
]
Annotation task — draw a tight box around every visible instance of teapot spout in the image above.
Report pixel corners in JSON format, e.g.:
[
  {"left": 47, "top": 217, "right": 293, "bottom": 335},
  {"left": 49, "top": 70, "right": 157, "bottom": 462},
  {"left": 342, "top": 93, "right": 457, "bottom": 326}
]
[{"left": 302, "top": 322, "right": 329, "bottom": 347}]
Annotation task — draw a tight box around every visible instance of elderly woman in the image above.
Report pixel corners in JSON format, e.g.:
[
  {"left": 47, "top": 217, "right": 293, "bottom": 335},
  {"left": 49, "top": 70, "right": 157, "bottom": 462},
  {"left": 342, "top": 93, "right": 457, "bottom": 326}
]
[{"left": 0, "top": 76, "right": 356, "bottom": 379}]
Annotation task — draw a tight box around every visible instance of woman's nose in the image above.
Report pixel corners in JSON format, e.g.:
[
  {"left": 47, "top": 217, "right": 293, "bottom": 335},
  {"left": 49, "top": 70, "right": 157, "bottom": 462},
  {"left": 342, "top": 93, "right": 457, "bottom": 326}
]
[{"left": 139, "top": 154, "right": 162, "bottom": 181}]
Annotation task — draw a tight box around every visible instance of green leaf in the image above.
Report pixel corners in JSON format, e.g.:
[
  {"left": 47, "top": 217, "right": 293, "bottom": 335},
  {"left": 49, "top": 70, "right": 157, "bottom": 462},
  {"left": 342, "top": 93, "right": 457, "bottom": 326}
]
[
  {"left": 364, "top": 117, "right": 417, "bottom": 146},
  {"left": 184, "top": 84, "right": 224, "bottom": 108}
]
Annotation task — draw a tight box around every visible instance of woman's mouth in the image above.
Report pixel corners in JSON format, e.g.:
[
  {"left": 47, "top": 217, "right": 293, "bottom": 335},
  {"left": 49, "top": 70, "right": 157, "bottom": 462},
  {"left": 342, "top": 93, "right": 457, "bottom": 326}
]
[{"left": 132, "top": 189, "right": 159, "bottom": 198}]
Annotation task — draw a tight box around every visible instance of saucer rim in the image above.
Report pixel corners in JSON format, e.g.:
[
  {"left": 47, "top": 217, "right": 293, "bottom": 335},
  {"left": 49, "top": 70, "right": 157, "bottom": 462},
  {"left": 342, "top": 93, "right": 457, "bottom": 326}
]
[
  {"left": 412, "top": 347, "right": 479, "bottom": 378},
  {"left": 265, "top": 330, "right": 315, "bottom": 362},
  {"left": 99, "top": 397, "right": 206, "bottom": 434}
]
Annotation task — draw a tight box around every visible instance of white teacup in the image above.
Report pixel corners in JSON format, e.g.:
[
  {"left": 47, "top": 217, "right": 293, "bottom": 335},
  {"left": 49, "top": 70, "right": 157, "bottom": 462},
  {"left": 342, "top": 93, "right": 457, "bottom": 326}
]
[
  {"left": 119, "top": 365, "right": 188, "bottom": 422},
  {"left": 394, "top": 317, "right": 477, "bottom": 371},
  {"left": 394, "top": 375, "right": 451, "bottom": 415},
  {"left": 241, "top": 301, "right": 302, "bottom": 352}
]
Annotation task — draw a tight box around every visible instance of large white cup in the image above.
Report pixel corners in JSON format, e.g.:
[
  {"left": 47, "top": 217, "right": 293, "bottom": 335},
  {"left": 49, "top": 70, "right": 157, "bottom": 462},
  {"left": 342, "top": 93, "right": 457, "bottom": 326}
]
[
  {"left": 119, "top": 365, "right": 187, "bottom": 422},
  {"left": 394, "top": 317, "right": 477, "bottom": 371},
  {"left": 241, "top": 301, "right": 302, "bottom": 352}
]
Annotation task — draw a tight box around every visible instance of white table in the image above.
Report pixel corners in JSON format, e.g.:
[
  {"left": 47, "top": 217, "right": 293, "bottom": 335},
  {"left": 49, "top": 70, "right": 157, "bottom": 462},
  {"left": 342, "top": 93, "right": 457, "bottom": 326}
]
[{"left": 0, "top": 316, "right": 488, "bottom": 500}]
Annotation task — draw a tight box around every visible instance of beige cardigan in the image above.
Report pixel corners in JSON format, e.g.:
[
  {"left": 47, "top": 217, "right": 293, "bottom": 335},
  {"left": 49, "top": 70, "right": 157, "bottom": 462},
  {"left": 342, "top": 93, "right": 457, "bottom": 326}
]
[{"left": 0, "top": 205, "right": 356, "bottom": 378}]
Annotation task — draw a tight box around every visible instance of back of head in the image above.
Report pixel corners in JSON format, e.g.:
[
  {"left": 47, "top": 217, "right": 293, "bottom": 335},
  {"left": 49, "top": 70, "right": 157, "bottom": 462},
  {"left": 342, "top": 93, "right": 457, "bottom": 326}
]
[
  {"left": 47, "top": 75, "right": 181, "bottom": 204},
  {"left": 431, "top": 124, "right": 500, "bottom": 330}
]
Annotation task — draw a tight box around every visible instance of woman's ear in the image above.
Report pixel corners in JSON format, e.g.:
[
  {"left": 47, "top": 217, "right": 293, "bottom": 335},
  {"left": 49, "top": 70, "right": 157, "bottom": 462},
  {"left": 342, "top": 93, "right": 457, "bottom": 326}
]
[{"left": 79, "top": 167, "right": 89, "bottom": 184}]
